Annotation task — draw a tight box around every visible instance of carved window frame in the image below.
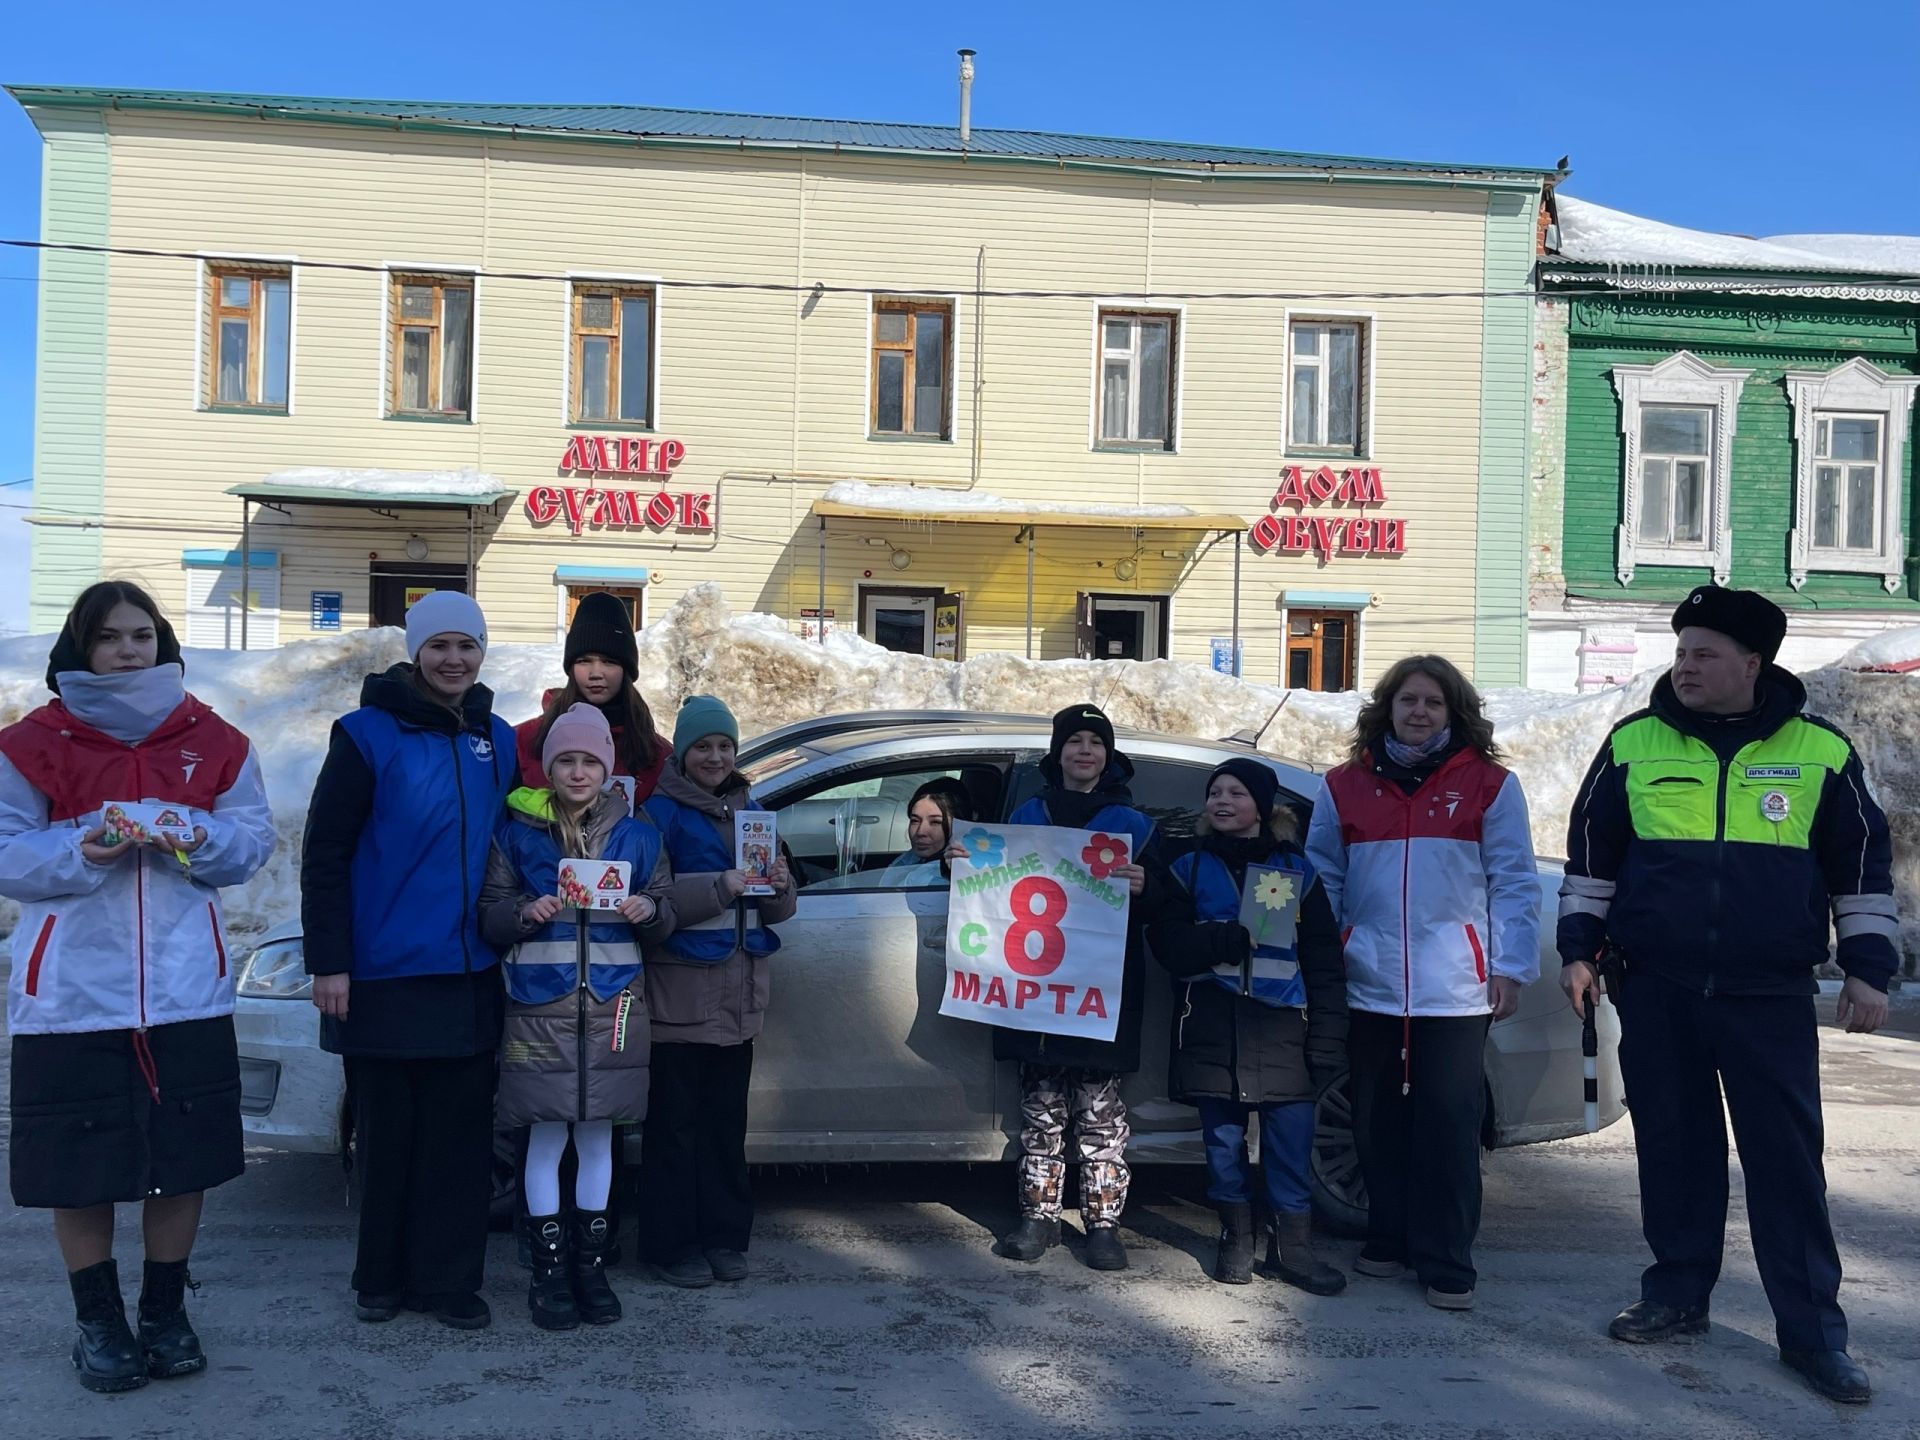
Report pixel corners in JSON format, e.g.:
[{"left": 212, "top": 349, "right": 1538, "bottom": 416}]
[
  {"left": 1611, "top": 352, "right": 1751, "bottom": 585},
  {"left": 1785, "top": 357, "right": 1918, "bottom": 593}
]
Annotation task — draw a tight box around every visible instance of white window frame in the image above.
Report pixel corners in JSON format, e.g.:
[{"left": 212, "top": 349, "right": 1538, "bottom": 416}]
[
  {"left": 193, "top": 252, "right": 299, "bottom": 414},
  {"left": 1786, "top": 357, "right": 1918, "bottom": 592},
  {"left": 561, "top": 272, "right": 666, "bottom": 428},
  {"left": 1285, "top": 317, "right": 1368, "bottom": 454},
  {"left": 378, "top": 261, "right": 481, "bottom": 420},
  {"left": 1634, "top": 404, "right": 1715, "bottom": 551},
  {"left": 1091, "top": 306, "right": 1181, "bottom": 451},
  {"left": 1611, "top": 351, "right": 1752, "bottom": 585}
]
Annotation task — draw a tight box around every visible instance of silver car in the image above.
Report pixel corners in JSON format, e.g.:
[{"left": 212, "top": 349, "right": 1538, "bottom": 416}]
[{"left": 232, "top": 710, "right": 1623, "bottom": 1232}]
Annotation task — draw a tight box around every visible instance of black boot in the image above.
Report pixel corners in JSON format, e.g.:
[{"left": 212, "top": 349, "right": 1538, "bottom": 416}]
[
  {"left": 68, "top": 1260, "right": 147, "bottom": 1394},
  {"left": 1212, "top": 1203, "right": 1256, "bottom": 1284},
  {"left": 137, "top": 1259, "right": 207, "bottom": 1379},
  {"left": 1262, "top": 1211, "right": 1346, "bottom": 1296},
  {"left": 997, "top": 1216, "right": 1060, "bottom": 1262},
  {"left": 569, "top": 1211, "right": 621, "bottom": 1325},
  {"left": 1082, "top": 1224, "right": 1129, "bottom": 1272},
  {"left": 526, "top": 1215, "right": 578, "bottom": 1332}
]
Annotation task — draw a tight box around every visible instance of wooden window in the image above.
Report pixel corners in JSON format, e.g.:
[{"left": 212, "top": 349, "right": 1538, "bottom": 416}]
[
  {"left": 1097, "top": 311, "right": 1176, "bottom": 449},
  {"left": 1288, "top": 320, "right": 1365, "bottom": 452},
  {"left": 870, "top": 301, "right": 952, "bottom": 438},
  {"left": 1285, "top": 609, "right": 1355, "bottom": 692},
  {"left": 389, "top": 274, "right": 473, "bottom": 417},
  {"left": 1811, "top": 413, "right": 1883, "bottom": 553},
  {"left": 564, "top": 584, "right": 644, "bottom": 629},
  {"left": 571, "top": 286, "right": 655, "bottom": 425},
  {"left": 206, "top": 267, "right": 291, "bottom": 409},
  {"left": 1635, "top": 405, "right": 1712, "bottom": 548}
]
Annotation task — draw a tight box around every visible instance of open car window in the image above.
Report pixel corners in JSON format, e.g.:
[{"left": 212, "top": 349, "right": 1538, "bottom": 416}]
[
  {"left": 1003, "top": 754, "right": 1312, "bottom": 844},
  {"left": 769, "top": 759, "right": 1008, "bottom": 892}
]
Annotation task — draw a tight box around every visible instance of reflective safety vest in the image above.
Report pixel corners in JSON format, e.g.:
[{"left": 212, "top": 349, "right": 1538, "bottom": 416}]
[{"left": 1614, "top": 713, "right": 1851, "bottom": 852}]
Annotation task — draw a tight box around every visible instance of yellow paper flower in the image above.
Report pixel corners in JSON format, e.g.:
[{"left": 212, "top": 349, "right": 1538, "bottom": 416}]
[{"left": 1254, "top": 871, "right": 1296, "bottom": 911}]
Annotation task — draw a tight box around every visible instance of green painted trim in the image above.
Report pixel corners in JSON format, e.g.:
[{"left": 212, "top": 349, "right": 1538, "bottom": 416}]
[
  {"left": 1473, "top": 191, "right": 1536, "bottom": 685},
  {"left": 8, "top": 89, "right": 1548, "bottom": 193},
  {"left": 226, "top": 482, "right": 513, "bottom": 508},
  {"left": 28, "top": 109, "right": 108, "bottom": 632}
]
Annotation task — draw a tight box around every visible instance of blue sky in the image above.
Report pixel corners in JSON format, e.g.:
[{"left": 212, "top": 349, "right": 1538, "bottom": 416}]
[{"left": 3, "top": 0, "right": 1918, "bottom": 636}]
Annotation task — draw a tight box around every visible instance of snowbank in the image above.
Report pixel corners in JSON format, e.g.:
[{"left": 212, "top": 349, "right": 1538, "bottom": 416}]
[
  {"left": 821, "top": 480, "right": 1197, "bottom": 520},
  {"left": 1, "top": 584, "right": 1914, "bottom": 971},
  {"left": 261, "top": 466, "right": 508, "bottom": 498}
]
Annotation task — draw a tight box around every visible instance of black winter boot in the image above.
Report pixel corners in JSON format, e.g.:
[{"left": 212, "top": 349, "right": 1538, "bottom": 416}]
[
  {"left": 527, "top": 1215, "right": 579, "bottom": 1331},
  {"left": 1212, "top": 1203, "right": 1256, "bottom": 1284},
  {"left": 137, "top": 1259, "right": 207, "bottom": 1379},
  {"left": 1082, "top": 1224, "right": 1129, "bottom": 1272},
  {"left": 1262, "top": 1210, "right": 1346, "bottom": 1296},
  {"left": 997, "top": 1216, "right": 1060, "bottom": 1262},
  {"left": 68, "top": 1260, "right": 147, "bottom": 1394},
  {"left": 568, "top": 1211, "right": 622, "bottom": 1325}
]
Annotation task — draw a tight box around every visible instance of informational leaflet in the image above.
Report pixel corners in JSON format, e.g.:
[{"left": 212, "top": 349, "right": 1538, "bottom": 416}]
[
  {"left": 559, "top": 858, "right": 631, "bottom": 911},
  {"left": 735, "top": 811, "right": 777, "bottom": 896}
]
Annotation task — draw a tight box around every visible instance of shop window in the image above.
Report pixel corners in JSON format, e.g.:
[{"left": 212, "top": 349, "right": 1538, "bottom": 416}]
[
  {"left": 1287, "top": 319, "right": 1365, "bottom": 453},
  {"left": 1286, "top": 609, "right": 1354, "bottom": 692},
  {"left": 184, "top": 552, "right": 280, "bottom": 650},
  {"left": 1786, "top": 359, "right": 1919, "bottom": 593},
  {"left": 388, "top": 273, "right": 473, "bottom": 418},
  {"left": 572, "top": 285, "right": 654, "bottom": 425},
  {"left": 1076, "top": 593, "right": 1168, "bottom": 661},
  {"left": 859, "top": 586, "right": 945, "bottom": 656},
  {"left": 1611, "top": 351, "right": 1751, "bottom": 585},
  {"left": 1096, "top": 310, "right": 1177, "bottom": 449},
  {"left": 870, "top": 300, "right": 952, "bottom": 438},
  {"left": 205, "top": 266, "right": 291, "bottom": 410}
]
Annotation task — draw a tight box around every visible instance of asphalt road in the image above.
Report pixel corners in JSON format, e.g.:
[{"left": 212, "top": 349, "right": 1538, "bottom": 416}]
[{"left": 1, "top": 1010, "right": 1915, "bottom": 1439}]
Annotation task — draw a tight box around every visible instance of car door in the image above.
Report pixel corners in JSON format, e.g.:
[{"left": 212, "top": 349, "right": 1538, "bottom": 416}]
[{"left": 746, "top": 755, "right": 1014, "bottom": 1162}]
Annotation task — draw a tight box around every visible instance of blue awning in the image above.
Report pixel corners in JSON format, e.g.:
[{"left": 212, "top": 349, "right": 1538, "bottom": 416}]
[
  {"left": 183, "top": 548, "right": 279, "bottom": 568},
  {"left": 553, "top": 565, "right": 651, "bottom": 584}
]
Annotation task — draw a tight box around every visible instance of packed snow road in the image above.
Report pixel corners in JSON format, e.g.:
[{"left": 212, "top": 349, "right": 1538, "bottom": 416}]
[{"left": 0, "top": 1012, "right": 1914, "bottom": 1439}]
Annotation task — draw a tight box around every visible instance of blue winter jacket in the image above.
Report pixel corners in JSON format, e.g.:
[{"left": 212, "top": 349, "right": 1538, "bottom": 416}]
[
  {"left": 487, "top": 787, "right": 667, "bottom": 1004},
  {"left": 646, "top": 777, "right": 782, "bottom": 965},
  {"left": 1167, "top": 845, "right": 1315, "bottom": 1008}
]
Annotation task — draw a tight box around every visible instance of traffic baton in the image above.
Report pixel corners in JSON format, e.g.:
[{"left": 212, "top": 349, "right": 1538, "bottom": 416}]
[{"left": 1581, "top": 1000, "right": 1600, "bottom": 1134}]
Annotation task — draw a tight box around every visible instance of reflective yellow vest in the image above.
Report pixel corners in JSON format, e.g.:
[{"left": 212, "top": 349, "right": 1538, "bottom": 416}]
[{"left": 1611, "top": 714, "right": 1851, "bottom": 851}]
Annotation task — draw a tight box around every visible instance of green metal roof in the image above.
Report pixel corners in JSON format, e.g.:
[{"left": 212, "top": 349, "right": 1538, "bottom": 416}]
[
  {"left": 227, "top": 480, "right": 515, "bottom": 509},
  {"left": 7, "top": 85, "right": 1551, "bottom": 183}
]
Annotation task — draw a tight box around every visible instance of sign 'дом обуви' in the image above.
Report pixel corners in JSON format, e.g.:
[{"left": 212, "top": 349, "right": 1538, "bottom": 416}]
[
  {"left": 1248, "top": 465, "right": 1407, "bottom": 560},
  {"left": 525, "top": 435, "right": 715, "bottom": 536}
]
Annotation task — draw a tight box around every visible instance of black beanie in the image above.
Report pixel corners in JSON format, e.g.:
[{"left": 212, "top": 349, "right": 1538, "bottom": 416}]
[
  {"left": 1049, "top": 703, "right": 1116, "bottom": 762},
  {"left": 45, "top": 596, "right": 184, "bottom": 695},
  {"left": 564, "top": 591, "right": 639, "bottom": 680},
  {"left": 1671, "top": 584, "right": 1788, "bottom": 662},
  {"left": 1207, "top": 757, "right": 1280, "bottom": 825}
]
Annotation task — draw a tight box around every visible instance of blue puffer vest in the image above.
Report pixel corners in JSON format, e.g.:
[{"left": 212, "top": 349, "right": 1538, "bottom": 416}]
[
  {"left": 1169, "top": 844, "right": 1315, "bottom": 1008},
  {"left": 645, "top": 781, "right": 781, "bottom": 964},
  {"left": 492, "top": 789, "right": 664, "bottom": 1004},
  {"left": 337, "top": 671, "right": 515, "bottom": 980}
]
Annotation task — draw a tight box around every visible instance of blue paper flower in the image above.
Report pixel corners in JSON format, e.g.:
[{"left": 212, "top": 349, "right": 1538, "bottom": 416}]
[{"left": 958, "top": 827, "right": 1005, "bottom": 869}]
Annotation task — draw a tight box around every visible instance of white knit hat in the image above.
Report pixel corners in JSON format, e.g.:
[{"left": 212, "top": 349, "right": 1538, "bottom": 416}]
[{"left": 405, "top": 591, "right": 489, "bottom": 660}]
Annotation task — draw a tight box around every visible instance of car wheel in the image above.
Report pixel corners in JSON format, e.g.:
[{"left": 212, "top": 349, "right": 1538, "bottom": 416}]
[{"left": 1310, "top": 1071, "right": 1369, "bottom": 1238}]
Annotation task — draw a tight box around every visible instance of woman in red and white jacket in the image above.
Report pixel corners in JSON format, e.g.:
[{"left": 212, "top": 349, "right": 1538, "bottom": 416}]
[
  {"left": 0, "top": 582, "right": 274, "bottom": 1394},
  {"left": 1305, "top": 654, "right": 1539, "bottom": 1312}
]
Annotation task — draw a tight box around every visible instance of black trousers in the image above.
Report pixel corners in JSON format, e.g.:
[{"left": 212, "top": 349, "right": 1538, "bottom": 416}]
[
  {"left": 344, "top": 1051, "right": 496, "bottom": 1299},
  {"left": 641, "top": 1040, "right": 753, "bottom": 1264},
  {"left": 1348, "top": 1010, "right": 1490, "bottom": 1291},
  {"left": 1616, "top": 970, "right": 1846, "bottom": 1351}
]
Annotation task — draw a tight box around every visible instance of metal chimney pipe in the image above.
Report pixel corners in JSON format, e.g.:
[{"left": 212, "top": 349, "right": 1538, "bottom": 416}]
[{"left": 958, "top": 49, "right": 975, "bottom": 147}]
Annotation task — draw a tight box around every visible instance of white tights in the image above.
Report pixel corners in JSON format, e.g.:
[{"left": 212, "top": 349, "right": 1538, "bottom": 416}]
[{"left": 523, "top": 1119, "right": 616, "bottom": 1216}]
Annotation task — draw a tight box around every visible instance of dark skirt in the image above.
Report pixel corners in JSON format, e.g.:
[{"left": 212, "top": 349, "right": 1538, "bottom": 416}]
[{"left": 9, "top": 1015, "right": 244, "bottom": 1209}]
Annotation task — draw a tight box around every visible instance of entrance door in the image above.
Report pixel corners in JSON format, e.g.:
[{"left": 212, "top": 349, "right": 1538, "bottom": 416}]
[
  {"left": 859, "top": 587, "right": 942, "bottom": 656},
  {"left": 1079, "top": 594, "right": 1168, "bottom": 661},
  {"left": 564, "top": 584, "right": 644, "bottom": 629},
  {"left": 370, "top": 561, "right": 469, "bottom": 628},
  {"left": 1286, "top": 608, "right": 1356, "bottom": 691}
]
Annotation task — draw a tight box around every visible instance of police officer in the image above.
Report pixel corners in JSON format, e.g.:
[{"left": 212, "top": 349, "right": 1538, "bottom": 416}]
[{"left": 1558, "top": 585, "right": 1895, "bottom": 1406}]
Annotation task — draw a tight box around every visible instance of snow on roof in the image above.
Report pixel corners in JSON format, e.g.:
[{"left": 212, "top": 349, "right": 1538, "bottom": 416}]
[
  {"left": 257, "top": 466, "right": 510, "bottom": 498},
  {"left": 1552, "top": 195, "right": 1920, "bottom": 276},
  {"left": 821, "top": 480, "right": 1197, "bottom": 521}
]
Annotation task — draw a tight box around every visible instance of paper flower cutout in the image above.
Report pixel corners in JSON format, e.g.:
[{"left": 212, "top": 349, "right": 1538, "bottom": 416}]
[
  {"left": 1254, "top": 871, "right": 1296, "bottom": 911},
  {"left": 958, "top": 827, "right": 1005, "bottom": 868},
  {"left": 1081, "top": 833, "right": 1130, "bottom": 880}
]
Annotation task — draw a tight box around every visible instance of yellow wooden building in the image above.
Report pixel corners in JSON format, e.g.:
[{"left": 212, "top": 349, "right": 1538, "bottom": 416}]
[{"left": 14, "top": 84, "right": 1547, "bottom": 688}]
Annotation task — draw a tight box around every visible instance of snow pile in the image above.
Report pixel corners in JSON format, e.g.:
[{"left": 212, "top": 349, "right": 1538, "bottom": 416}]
[
  {"left": 1555, "top": 196, "right": 1920, "bottom": 276},
  {"left": 260, "top": 466, "right": 509, "bottom": 498},
  {"left": 1837, "top": 625, "right": 1920, "bottom": 674},
  {"left": 821, "top": 481, "right": 1198, "bottom": 520},
  {"left": 0, "top": 584, "right": 1914, "bottom": 970}
]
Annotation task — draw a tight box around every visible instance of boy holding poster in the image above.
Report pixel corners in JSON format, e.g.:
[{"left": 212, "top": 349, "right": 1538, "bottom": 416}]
[
  {"left": 1147, "top": 759, "right": 1348, "bottom": 1294},
  {"left": 993, "top": 705, "right": 1157, "bottom": 1272}
]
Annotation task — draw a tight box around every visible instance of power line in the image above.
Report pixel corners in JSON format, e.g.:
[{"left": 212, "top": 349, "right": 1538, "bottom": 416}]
[{"left": 5, "top": 236, "right": 1915, "bottom": 303}]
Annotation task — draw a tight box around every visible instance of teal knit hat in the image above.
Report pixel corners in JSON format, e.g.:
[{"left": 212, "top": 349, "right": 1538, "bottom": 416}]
[{"left": 672, "top": 694, "right": 739, "bottom": 763}]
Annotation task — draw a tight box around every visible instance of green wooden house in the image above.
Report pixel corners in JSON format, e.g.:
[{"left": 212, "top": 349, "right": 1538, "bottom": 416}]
[{"left": 1529, "top": 195, "right": 1920, "bottom": 690}]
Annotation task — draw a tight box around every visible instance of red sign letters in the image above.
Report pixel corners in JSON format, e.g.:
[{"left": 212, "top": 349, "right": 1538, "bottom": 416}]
[
  {"left": 529, "top": 435, "right": 713, "bottom": 537},
  {"left": 1248, "top": 465, "right": 1408, "bottom": 560}
]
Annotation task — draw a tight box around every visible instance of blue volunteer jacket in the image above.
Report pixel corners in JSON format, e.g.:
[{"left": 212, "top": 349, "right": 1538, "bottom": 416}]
[
  {"left": 645, "top": 781, "right": 782, "bottom": 965},
  {"left": 1167, "top": 845, "right": 1314, "bottom": 1008},
  {"left": 489, "top": 788, "right": 664, "bottom": 1004}
]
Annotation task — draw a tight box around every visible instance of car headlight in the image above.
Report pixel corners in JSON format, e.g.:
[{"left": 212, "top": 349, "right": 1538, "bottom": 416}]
[{"left": 236, "top": 939, "right": 312, "bottom": 1000}]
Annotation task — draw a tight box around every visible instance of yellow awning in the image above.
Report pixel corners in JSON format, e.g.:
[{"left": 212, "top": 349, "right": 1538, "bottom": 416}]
[{"left": 809, "top": 494, "right": 1246, "bottom": 533}]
